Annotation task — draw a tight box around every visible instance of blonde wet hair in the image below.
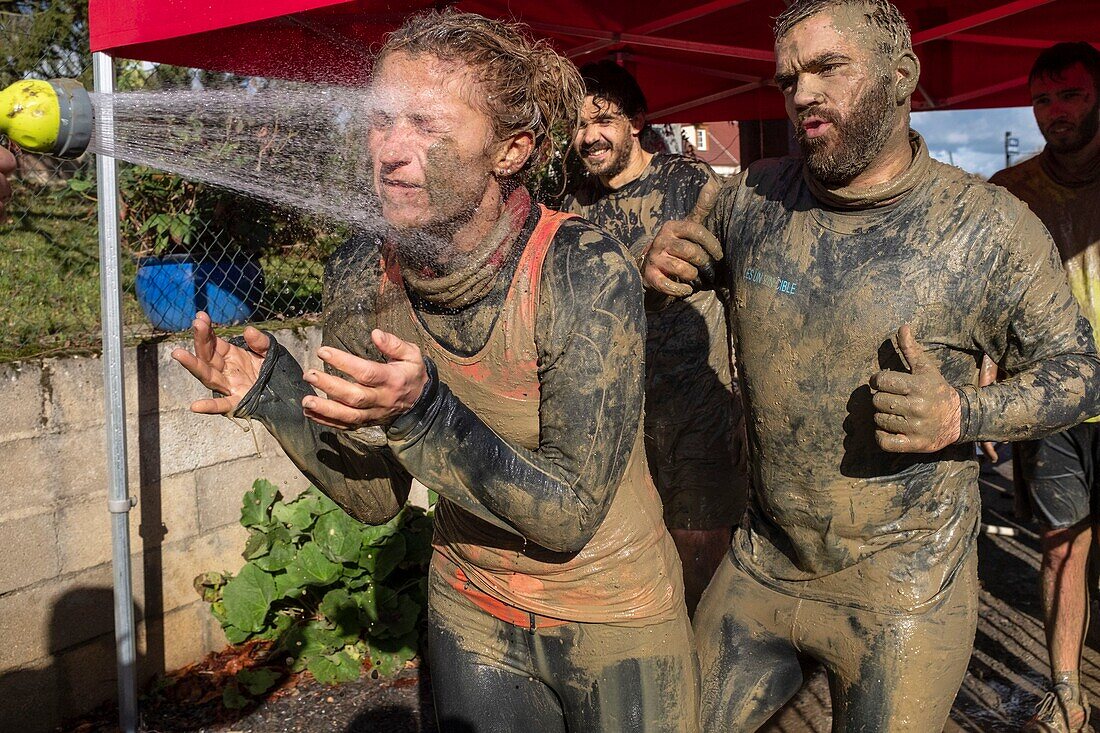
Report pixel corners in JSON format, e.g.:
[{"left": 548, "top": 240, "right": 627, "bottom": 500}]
[
  {"left": 379, "top": 9, "right": 584, "bottom": 180},
  {"left": 774, "top": 0, "right": 912, "bottom": 56}
]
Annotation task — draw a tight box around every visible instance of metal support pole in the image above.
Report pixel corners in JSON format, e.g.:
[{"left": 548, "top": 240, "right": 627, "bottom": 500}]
[{"left": 93, "top": 51, "right": 138, "bottom": 733}]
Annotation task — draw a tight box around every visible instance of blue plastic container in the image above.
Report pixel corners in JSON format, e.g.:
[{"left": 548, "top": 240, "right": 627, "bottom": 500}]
[{"left": 134, "top": 255, "right": 264, "bottom": 332}]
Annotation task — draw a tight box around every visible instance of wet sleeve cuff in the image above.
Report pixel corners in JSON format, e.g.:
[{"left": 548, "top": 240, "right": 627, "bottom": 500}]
[
  {"left": 385, "top": 356, "right": 439, "bottom": 443},
  {"left": 228, "top": 332, "right": 310, "bottom": 422},
  {"left": 955, "top": 385, "right": 977, "bottom": 443}
]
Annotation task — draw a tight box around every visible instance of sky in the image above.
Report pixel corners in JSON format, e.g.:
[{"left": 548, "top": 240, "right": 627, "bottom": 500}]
[{"left": 911, "top": 106, "right": 1046, "bottom": 179}]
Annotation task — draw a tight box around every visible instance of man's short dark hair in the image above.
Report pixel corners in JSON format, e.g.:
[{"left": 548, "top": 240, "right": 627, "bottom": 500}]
[
  {"left": 579, "top": 61, "right": 648, "bottom": 119},
  {"left": 1030, "top": 42, "right": 1100, "bottom": 91}
]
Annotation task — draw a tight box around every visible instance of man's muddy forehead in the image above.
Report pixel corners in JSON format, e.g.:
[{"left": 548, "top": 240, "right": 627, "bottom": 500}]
[{"left": 775, "top": 7, "right": 888, "bottom": 68}]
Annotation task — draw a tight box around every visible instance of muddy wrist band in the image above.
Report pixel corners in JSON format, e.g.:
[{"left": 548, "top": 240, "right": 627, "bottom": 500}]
[
  {"left": 386, "top": 356, "right": 439, "bottom": 440},
  {"left": 227, "top": 330, "right": 284, "bottom": 419},
  {"left": 955, "top": 384, "right": 976, "bottom": 443}
]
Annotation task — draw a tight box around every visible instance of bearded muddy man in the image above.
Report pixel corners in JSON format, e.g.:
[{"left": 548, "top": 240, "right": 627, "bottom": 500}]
[
  {"left": 172, "top": 11, "right": 697, "bottom": 733},
  {"left": 989, "top": 42, "right": 1100, "bottom": 733},
  {"left": 642, "top": 0, "right": 1100, "bottom": 730},
  {"left": 562, "top": 61, "right": 747, "bottom": 616}
]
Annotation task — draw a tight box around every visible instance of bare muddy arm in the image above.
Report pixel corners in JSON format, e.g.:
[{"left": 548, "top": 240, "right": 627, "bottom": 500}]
[
  {"left": 960, "top": 210, "right": 1100, "bottom": 442},
  {"left": 386, "top": 221, "right": 645, "bottom": 553}
]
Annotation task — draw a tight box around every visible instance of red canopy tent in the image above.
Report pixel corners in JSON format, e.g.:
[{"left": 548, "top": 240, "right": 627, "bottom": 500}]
[
  {"left": 88, "top": 0, "right": 1100, "bottom": 123},
  {"left": 81, "top": 3, "right": 1100, "bottom": 732}
]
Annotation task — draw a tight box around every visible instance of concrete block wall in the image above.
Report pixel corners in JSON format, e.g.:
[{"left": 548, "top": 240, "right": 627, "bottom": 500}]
[{"left": 0, "top": 326, "right": 323, "bottom": 731}]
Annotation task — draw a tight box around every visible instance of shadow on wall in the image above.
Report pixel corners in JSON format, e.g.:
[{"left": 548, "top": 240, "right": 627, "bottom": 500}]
[
  {"left": 0, "top": 342, "right": 172, "bottom": 732},
  {"left": 0, "top": 588, "right": 145, "bottom": 732}
]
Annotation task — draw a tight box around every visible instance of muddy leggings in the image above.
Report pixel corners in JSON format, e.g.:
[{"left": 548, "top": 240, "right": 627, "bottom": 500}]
[
  {"left": 693, "top": 550, "right": 978, "bottom": 732},
  {"left": 426, "top": 564, "right": 699, "bottom": 733}
]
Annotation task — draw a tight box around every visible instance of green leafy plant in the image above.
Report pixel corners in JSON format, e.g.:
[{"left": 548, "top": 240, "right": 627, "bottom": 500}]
[{"left": 195, "top": 480, "right": 433, "bottom": 706}]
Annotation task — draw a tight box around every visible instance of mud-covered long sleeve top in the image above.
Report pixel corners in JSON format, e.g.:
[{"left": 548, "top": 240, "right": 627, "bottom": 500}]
[
  {"left": 702, "top": 133, "right": 1100, "bottom": 612},
  {"left": 232, "top": 205, "right": 645, "bottom": 554}
]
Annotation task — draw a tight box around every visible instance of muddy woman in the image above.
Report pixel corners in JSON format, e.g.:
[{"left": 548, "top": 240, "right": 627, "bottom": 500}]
[
  {"left": 172, "top": 10, "right": 697, "bottom": 732},
  {"left": 643, "top": 0, "right": 1100, "bottom": 730}
]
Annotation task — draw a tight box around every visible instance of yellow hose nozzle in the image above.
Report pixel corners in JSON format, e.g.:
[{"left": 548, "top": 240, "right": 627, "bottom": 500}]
[{"left": 0, "top": 78, "right": 93, "bottom": 158}]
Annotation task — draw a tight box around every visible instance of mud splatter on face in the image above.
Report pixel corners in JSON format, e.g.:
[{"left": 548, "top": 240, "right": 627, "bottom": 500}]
[
  {"left": 367, "top": 51, "right": 502, "bottom": 269},
  {"left": 797, "top": 71, "right": 895, "bottom": 186},
  {"left": 777, "top": 6, "right": 907, "bottom": 187}
]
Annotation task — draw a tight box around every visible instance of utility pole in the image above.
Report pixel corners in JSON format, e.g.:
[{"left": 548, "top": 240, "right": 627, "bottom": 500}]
[{"left": 1005, "top": 131, "right": 1020, "bottom": 168}]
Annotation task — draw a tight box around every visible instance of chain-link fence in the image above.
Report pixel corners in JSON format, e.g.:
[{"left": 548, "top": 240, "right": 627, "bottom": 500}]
[{"left": 1, "top": 8, "right": 339, "bottom": 363}]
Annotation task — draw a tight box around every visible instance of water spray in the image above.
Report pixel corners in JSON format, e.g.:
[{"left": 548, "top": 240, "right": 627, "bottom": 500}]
[{"left": 0, "top": 78, "right": 93, "bottom": 157}]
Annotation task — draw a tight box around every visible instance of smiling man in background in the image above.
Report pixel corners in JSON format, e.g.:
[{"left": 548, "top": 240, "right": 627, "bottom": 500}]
[
  {"left": 563, "top": 61, "right": 747, "bottom": 615},
  {"left": 991, "top": 41, "right": 1100, "bottom": 733}
]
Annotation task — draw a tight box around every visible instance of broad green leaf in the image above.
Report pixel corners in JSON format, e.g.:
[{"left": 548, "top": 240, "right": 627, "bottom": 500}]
[
  {"left": 222, "top": 563, "right": 277, "bottom": 633},
  {"left": 309, "top": 650, "right": 362, "bottom": 686},
  {"left": 284, "top": 542, "right": 341, "bottom": 587},
  {"left": 272, "top": 499, "right": 315, "bottom": 535},
  {"left": 274, "top": 570, "right": 305, "bottom": 601},
  {"left": 375, "top": 594, "right": 421, "bottom": 639},
  {"left": 240, "top": 479, "right": 279, "bottom": 528},
  {"left": 293, "top": 492, "right": 328, "bottom": 516},
  {"left": 360, "top": 584, "right": 397, "bottom": 627},
  {"left": 193, "top": 571, "right": 227, "bottom": 603},
  {"left": 236, "top": 668, "right": 280, "bottom": 695},
  {"left": 360, "top": 533, "right": 405, "bottom": 581},
  {"left": 401, "top": 521, "right": 434, "bottom": 566},
  {"left": 254, "top": 612, "right": 296, "bottom": 642},
  {"left": 315, "top": 511, "right": 364, "bottom": 563},
  {"left": 281, "top": 621, "right": 342, "bottom": 672},
  {"left": 319, "top": 589, "right": 363, "bottom": 641},
  {"left": 254, "top": 539, "right": 296, "bottom": 572},
  {"left": 366, "top": 632, "right": 418, "bottom": 678},
  {"left": 311, "top": 489, "right": 342, "bottom": 516},
  {"left": 345, "top": 570, "right": 372, "bottom": 590},
  {"left": 361, "top": 508, "right": 405, "bottom": 547},
  {"left": 223, "top": 624, "right": 251, "bottom": 644},
  {"left": 242, "top": 529, "right": 272, "bottom": 560},
  {"left": 223, "top": 683, "right": 249, "bottom": 709}
]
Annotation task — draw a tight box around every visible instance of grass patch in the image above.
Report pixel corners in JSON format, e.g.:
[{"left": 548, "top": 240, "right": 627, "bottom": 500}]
[{"left": 0, "top": 181, "right": 332, "bottom": 363}]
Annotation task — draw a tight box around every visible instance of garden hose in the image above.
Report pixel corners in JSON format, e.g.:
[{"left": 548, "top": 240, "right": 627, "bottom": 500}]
[{"left": 0, "top": 78, "right": 93, "bottom": 158}]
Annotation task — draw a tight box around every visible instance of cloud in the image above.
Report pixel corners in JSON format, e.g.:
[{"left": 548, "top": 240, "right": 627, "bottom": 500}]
[{"left": 912, "top": 106, "right": 1045, "bottom": 178}]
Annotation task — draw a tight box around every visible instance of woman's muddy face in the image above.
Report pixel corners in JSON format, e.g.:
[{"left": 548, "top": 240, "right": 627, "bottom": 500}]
[
  {"left": 1031, "top": 63, "right": 1100, "bottom": 155},
  {"left": 775, "top": 9, "right": 897, "bottom": 185},
  {"left": 366, "top": 52, "right": 497, "bottom": 231}
]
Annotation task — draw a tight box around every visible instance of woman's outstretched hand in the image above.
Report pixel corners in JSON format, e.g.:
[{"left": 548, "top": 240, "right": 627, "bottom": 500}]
[{"left": 171, "top": 311, "right": 270, "bottom": 414}]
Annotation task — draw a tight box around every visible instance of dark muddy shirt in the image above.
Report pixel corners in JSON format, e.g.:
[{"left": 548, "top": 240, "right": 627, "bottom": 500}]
[
  {"left": 991, "top": 148, "right": 1100, "bottom": 422},
  {"left": 231, "top": 193, "right": 682, "bottom": 624},
  {"left": 705, "top": 134, "right": 1100, "bottom": 612},
  {"left": 564, "top": 154, "right": 734, "bottom": 426}
]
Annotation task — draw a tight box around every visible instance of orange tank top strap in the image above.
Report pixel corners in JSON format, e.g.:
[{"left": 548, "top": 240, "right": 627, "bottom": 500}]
[{"left": 511, "top": 205, "right": 576, "bottom": 328}]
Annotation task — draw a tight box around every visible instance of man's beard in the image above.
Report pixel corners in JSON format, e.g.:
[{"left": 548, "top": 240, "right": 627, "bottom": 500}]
[
  {"left": 580, "top": 139, "right": 633, "bottom": 179},
  {"left": 1043, "top": 98, "right": 1100, "bottom": 154},
  {"left": 797, "top": 78, "right": 896, "bottom": 186}
]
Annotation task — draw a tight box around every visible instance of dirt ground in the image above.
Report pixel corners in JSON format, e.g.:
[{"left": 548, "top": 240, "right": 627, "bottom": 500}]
[{"left": 72, "top": 459, "right": 1100, "bottom": 733}]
